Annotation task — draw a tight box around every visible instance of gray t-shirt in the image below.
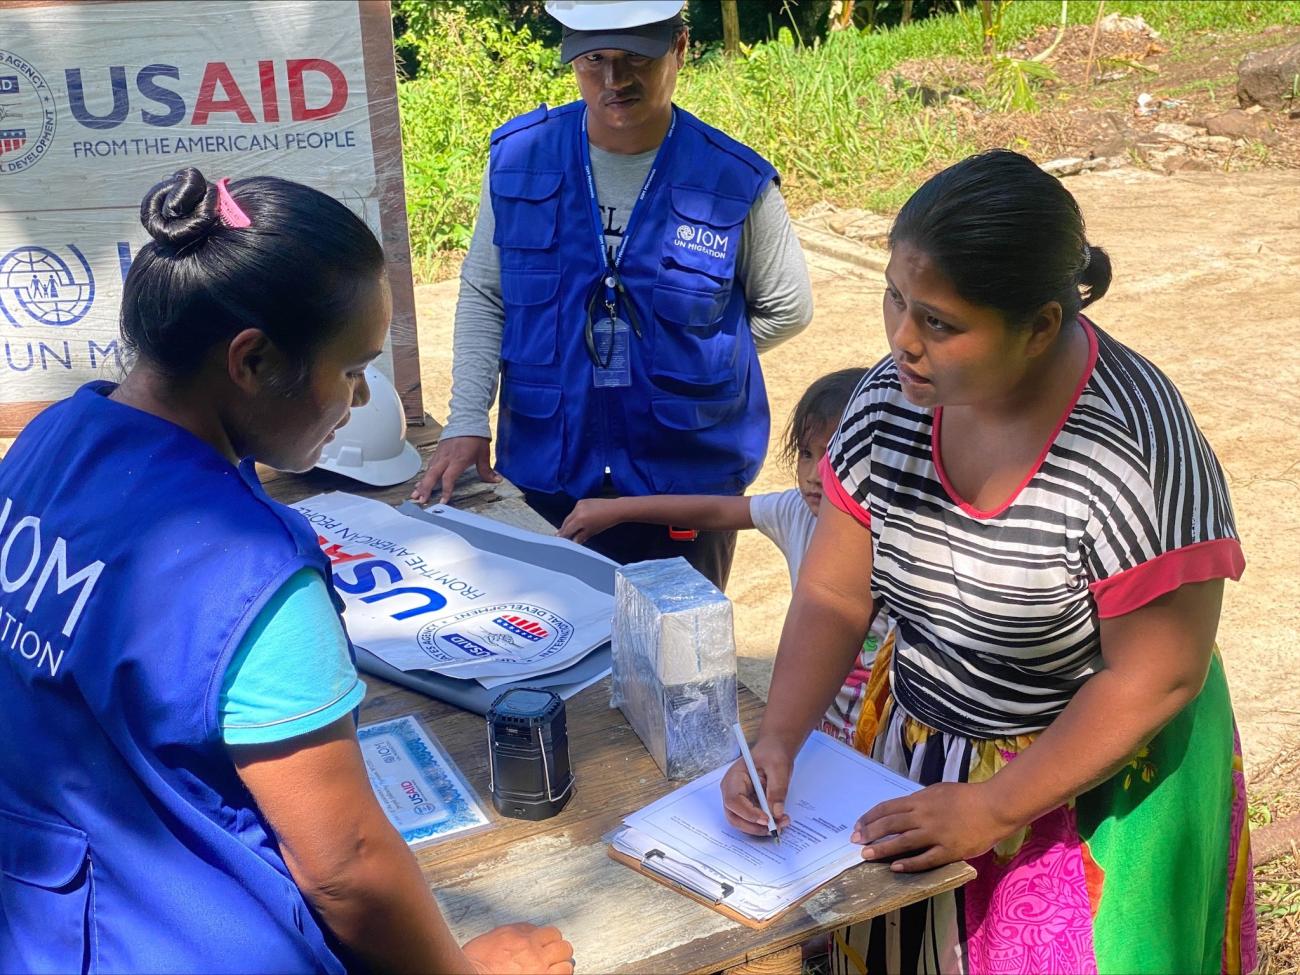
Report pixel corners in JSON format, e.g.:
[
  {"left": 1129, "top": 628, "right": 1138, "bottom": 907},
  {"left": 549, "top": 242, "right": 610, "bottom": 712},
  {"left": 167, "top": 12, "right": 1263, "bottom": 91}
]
[{"left": 441, "top": 141, "right": 814, "bottom": 440}]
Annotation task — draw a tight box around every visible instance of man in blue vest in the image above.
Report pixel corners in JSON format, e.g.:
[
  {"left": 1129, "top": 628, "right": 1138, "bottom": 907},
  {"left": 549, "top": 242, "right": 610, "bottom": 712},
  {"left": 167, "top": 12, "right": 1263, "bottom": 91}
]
[{"left": 412, "top": 0, "right": 814, "bottom": 589}]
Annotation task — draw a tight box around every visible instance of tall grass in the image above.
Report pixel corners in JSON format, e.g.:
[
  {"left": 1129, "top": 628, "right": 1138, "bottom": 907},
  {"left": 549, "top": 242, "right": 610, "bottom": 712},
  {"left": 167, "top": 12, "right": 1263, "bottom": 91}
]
[{"left": 399, "top": 0, "right": 1300, "bottom": 274}]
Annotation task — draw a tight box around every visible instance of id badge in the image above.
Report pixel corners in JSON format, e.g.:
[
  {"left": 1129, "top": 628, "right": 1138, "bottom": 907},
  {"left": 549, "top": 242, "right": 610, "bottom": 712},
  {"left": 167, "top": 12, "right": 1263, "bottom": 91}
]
[{"left": 591, "top": 317, "right": 631, "bottom": 389}]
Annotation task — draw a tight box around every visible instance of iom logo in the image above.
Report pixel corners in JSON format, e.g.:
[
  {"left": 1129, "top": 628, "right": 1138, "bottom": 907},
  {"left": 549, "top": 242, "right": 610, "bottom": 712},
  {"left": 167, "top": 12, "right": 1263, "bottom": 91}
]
[
  {"left": 0, "top": 50, "right": 57, "bottom": 174},
  {"left": 0, "top": 245, "right": 96, "bottom": 328},
  {"left": 672, "top": 224, "right": 730, "bottom": 260}
]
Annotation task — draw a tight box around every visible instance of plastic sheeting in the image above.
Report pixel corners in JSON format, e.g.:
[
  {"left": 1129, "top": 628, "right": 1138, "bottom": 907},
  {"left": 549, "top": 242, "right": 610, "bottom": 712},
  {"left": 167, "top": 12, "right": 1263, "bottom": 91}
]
[
  {"left": 0, "top": 0, "right": 419, "bottom": 433},
  {"left": 611, "top": 557, "right": 740, "bottom": 781}
]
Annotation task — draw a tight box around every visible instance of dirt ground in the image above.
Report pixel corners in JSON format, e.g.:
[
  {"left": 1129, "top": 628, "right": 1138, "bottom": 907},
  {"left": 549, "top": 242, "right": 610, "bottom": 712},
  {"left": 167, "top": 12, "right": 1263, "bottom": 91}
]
[{"left": 413, "top": 166, "right": 1300, "bottom": 782}]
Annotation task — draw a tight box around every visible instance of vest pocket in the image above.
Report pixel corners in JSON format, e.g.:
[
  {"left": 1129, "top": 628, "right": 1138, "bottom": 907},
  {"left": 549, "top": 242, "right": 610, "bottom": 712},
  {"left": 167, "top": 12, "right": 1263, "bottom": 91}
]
[
  {"left": 491, "top": 169, "right": 563, "bottom": 251},
  {"left": 660, "top": 184, "right": 749, "bottom": 280},
  {"left": 640, "top": 391, "right": 747, "bottom": 494},
  {"left": 649, "top": 388, "right": 741, "bottom": 430},
  {"left": 497, "top": 380, "right": 564, "bottom": 493},
  {"left": 501, "top": 270, "right": 560, "bottom": 366},
  {"left": 650, "top": 284, "right": 740, "bottom": 390},
  {"left": 0, "top": 809, "right": 94, "bottom": 973}
]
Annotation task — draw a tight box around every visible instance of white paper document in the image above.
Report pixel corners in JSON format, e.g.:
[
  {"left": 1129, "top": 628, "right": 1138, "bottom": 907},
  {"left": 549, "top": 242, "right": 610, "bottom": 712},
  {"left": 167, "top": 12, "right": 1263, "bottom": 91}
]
[
  {"left": 294, "top": 493, "right": 613, "bottom": 680},
  {"left": 613, "top": 731, "right": 921, "bottom": 921}
]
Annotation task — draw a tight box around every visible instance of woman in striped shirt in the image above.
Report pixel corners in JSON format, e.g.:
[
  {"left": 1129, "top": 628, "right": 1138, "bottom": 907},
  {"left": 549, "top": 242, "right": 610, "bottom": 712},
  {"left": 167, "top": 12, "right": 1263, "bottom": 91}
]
[{"left": 722, "top": 150, "right": 1255, "bottom": 974}]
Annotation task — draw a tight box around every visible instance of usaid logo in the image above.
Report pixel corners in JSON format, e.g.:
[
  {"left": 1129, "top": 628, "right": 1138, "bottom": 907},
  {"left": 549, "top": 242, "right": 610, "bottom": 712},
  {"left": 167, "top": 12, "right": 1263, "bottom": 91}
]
[
  {"left": 416, "top": 602, "right": 574, "bottom": 668},
  {"left": 0, "top": 50, "right": 57, "bottom": 175},
  {"left": 0, "top": 245, "right": 95, "bottom": 329},
  {"left": 493, "top": 614, "right": 549, "bottom": 642},
  {"left": 672, "top": 224, "right": 730, "bottom": 260},
  {"left": 64, "top": 58, "right": 349, "bottom": 130},
  {"left": 443, "top": 632, "right": 496, "bottom": 658}
]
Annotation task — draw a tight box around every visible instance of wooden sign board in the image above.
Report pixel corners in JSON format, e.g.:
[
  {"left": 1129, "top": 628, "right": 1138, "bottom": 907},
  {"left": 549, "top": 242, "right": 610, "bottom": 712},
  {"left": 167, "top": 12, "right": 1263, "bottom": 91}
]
[{"left": 0, "top": 0, "right": 422, "bottom": 434}]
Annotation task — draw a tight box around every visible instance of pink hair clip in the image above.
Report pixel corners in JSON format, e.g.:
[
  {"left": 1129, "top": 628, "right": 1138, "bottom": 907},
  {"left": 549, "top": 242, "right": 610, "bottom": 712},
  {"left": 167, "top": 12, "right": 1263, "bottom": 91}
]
[{"left": 215, "top": 177, "right": 251, "bottom": 229}]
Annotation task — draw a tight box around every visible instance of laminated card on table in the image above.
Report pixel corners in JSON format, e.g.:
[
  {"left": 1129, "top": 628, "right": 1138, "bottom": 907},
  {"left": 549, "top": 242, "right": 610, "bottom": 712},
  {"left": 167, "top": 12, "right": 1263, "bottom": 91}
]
[
  {"left": 608, "top": 731, "right": 922, "bottom": 926},
  {"left": 358, "top": 715, "right": 490, "bottom": 846}
]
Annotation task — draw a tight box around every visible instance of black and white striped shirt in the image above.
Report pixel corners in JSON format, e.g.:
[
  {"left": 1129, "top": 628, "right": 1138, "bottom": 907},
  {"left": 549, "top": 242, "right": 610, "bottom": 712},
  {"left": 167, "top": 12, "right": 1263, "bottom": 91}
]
[{"left": 825, "top": 321, "right": 1244, "bottom": 739}]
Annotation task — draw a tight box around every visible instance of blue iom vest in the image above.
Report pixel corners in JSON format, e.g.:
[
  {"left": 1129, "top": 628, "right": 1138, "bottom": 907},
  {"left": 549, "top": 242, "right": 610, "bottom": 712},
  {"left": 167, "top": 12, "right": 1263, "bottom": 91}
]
[
  {"left": 489, "top": 101, "right": 777, "bottom": 499},
  {"left": 0, "top": 384, "right": 346, "bottom": 973}
]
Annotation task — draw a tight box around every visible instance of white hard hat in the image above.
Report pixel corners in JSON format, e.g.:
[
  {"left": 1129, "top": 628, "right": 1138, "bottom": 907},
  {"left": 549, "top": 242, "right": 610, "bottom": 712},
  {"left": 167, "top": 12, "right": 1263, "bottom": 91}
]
[
  {"left": 546, "top": 1, "right": 686, "bottom": 61},
  {"left": 315, "top": 365, "right": 422, "bottom": 487}
]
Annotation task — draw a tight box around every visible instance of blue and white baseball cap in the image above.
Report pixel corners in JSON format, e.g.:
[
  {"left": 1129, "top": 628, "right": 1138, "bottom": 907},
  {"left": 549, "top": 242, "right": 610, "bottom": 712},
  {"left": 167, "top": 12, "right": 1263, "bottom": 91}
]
[{"left": 545, "top": 1, "right": 687, "bottom": 63}]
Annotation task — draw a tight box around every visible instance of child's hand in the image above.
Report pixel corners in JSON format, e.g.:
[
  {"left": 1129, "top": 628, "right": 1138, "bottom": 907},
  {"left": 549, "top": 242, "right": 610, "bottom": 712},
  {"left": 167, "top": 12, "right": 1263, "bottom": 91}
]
[
  {"left": 558, "top": 498, "right": 622, "bottom": 544},
  {"left": 851, "top": 780, "right": 1015, "bottom": 872}
]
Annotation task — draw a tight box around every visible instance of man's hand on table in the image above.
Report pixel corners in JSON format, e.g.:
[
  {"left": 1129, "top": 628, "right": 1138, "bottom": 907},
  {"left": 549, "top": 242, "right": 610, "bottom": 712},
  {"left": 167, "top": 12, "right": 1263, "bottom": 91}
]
[
  {"left": 463, "top": 922, "right": 575, "bottom": 974},
  {"left": 411, "top": 436, "right": 500, "bottom": 505}
]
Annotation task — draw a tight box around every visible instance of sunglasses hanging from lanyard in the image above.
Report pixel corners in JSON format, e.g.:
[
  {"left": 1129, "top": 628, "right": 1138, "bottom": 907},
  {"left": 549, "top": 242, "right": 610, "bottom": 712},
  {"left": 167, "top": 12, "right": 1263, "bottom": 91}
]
[
  {"left": 585, "top": 273, "right": 645, "bottom": 377},
  {"left": 579, "top": 107, "right": 678, "bottom": 386}
]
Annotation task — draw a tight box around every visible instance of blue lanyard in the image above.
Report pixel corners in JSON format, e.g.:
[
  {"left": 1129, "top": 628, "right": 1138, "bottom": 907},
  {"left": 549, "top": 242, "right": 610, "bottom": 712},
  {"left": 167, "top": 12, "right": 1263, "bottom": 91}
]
[{"left": 579, "top": 107, "right": 678, "bottom": 316}]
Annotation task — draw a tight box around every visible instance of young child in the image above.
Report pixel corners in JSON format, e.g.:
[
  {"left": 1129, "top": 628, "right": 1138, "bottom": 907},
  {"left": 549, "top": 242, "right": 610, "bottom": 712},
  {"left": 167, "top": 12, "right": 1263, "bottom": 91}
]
[{"left": 559, "top": 368, "right": 886, "bottom": 744}]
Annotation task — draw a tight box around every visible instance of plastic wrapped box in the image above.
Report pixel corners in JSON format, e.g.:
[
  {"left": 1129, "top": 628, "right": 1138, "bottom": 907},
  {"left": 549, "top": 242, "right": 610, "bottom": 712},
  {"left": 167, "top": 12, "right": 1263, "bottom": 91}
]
[{"left": 611, "top": 558, "right": 740, "bottom": 780}]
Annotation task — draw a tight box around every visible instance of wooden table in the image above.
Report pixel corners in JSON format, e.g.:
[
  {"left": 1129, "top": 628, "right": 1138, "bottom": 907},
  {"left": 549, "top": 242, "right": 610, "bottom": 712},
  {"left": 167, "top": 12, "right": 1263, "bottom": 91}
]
[{"left": 261, "top": 419, "right": 975, "bottom": 975}]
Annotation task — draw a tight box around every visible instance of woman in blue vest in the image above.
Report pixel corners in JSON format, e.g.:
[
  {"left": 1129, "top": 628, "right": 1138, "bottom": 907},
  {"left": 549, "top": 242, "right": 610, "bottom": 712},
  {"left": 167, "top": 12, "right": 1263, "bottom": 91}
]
[{"left": 0, "top": 169, "right": 573, "bottom": 974}]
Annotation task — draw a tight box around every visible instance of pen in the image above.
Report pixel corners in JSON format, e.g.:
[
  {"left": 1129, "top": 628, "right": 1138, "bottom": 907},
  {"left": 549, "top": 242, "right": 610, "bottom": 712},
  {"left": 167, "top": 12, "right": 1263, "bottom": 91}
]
[{"left": 731, "top": 723, "right": 780, "bottom": 844}]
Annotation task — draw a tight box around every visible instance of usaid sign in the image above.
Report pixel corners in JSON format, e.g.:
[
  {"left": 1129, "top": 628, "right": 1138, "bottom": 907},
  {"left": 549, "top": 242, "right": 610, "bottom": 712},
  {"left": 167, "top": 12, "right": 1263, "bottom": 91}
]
[{"left": 0, "top": 0, "right": 421, "bottom": 434}]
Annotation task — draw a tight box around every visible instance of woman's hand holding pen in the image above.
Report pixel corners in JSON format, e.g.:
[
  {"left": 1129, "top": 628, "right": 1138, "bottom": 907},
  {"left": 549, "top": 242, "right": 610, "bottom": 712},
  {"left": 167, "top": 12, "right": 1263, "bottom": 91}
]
[{"left": 720, "top": 737, "right": 795, "bottom": 837}]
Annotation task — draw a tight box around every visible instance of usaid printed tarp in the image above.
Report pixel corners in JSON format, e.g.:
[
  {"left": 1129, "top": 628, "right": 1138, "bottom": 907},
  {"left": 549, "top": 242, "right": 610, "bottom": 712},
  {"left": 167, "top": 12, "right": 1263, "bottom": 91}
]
[
  {"left": 295, "top": 493, "right": 614, "bottom": 684},
  {"left": 0, "top": 0, "right": 421, "bottom": 434}
]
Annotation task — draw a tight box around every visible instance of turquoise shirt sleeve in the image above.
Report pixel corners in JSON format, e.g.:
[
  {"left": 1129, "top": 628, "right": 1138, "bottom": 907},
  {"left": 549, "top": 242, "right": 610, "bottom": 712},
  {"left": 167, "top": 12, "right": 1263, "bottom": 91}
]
[{"left": 220, "top": 568, "right": 366, "bottom": 746}]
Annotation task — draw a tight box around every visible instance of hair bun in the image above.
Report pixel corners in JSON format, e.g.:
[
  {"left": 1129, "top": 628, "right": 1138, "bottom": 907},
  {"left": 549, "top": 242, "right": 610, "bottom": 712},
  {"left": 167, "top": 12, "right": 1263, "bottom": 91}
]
[{"left": 140, "top": 167, "right": 218, "bottom": 249}]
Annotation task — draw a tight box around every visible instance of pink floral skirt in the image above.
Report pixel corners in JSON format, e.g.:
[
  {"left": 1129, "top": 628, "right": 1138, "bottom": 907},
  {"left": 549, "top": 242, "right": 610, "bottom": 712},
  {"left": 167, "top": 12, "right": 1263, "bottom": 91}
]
[{"left": 830, "top": 652, "right": 1256, "bottom": 975}]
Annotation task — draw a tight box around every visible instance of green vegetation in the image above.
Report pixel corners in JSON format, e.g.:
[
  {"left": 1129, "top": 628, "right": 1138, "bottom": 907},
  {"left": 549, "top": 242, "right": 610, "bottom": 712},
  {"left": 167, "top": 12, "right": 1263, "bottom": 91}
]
[
  {"left": 397, "top": 0, "right": 1300, "bottom": 278},
  {"left": 398, "top": 12, "right": 571, "bottom": 259}
]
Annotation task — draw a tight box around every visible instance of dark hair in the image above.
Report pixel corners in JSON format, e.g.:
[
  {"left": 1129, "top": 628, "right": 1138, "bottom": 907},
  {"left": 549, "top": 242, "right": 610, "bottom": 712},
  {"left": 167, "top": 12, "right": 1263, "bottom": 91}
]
[
  {"left": 121, "top": 167, "right": 385, "bottom": 379},
  {"left": 779, "top": 367, "right": 869, "bottom": 468},
  {"left": 889, "top": 149, "right": 1112, "bottom": 326}
]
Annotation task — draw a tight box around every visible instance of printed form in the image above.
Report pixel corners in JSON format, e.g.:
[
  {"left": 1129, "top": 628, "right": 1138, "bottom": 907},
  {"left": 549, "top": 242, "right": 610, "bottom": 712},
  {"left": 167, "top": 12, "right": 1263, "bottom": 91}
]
[{"left": 614, "top": 732, "right": 921, "bottom": 921}]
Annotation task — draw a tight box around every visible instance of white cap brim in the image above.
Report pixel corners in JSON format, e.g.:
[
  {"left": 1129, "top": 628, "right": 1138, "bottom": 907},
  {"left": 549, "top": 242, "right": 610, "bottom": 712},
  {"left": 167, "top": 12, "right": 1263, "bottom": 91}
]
[{"left": 545, "top": 0, "right": 685, "bottom": 31}]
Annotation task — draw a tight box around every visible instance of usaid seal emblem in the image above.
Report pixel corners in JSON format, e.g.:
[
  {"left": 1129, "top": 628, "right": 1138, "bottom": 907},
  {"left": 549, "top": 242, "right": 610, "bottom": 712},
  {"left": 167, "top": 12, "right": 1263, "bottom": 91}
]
[
  {"left": 0, "top": 245, "right": 96, "bottom": 328},
  {"left": 675, "top": 224, "right": 696, "bottom": 242},
  {"left": 0, "top": 50, "right": 57, "bottom": 175},
  {"left": 416, "top": 602, "right": 574, "bottom": 667}
]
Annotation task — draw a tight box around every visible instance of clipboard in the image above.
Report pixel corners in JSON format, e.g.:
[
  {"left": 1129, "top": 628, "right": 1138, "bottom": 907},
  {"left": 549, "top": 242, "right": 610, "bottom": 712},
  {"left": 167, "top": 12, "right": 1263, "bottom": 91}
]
[{"left": 607, "top": 845, "right": 825, "bottom": 930}]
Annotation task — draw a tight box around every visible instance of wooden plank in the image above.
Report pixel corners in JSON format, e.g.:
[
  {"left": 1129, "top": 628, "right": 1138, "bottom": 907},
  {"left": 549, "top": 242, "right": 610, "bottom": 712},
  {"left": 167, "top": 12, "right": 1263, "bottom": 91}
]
[
  {"left": 0, "top": 402, "right": 50, "bottom": 435},
  {"left": 356, "top": 0, "right": 424, "bottom": 424},
  {"left": 363, "top": 672, "right": 973, "bottom": 974},
  {"left": 724, "top": 945, "right": 802, "bottom": 975},
  {"left": 352, "top": 671, "right": 973, "bottom": 975},
  {"left": 259, "top": 438, "right": 975, "bottom": 974}
]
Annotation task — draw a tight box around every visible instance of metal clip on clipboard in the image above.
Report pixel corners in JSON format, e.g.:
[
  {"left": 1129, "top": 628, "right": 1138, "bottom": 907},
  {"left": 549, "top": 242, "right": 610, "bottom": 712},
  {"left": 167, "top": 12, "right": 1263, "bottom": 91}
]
[{"left": 642, "top": 848, "right": 734, "bottom": 905}]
